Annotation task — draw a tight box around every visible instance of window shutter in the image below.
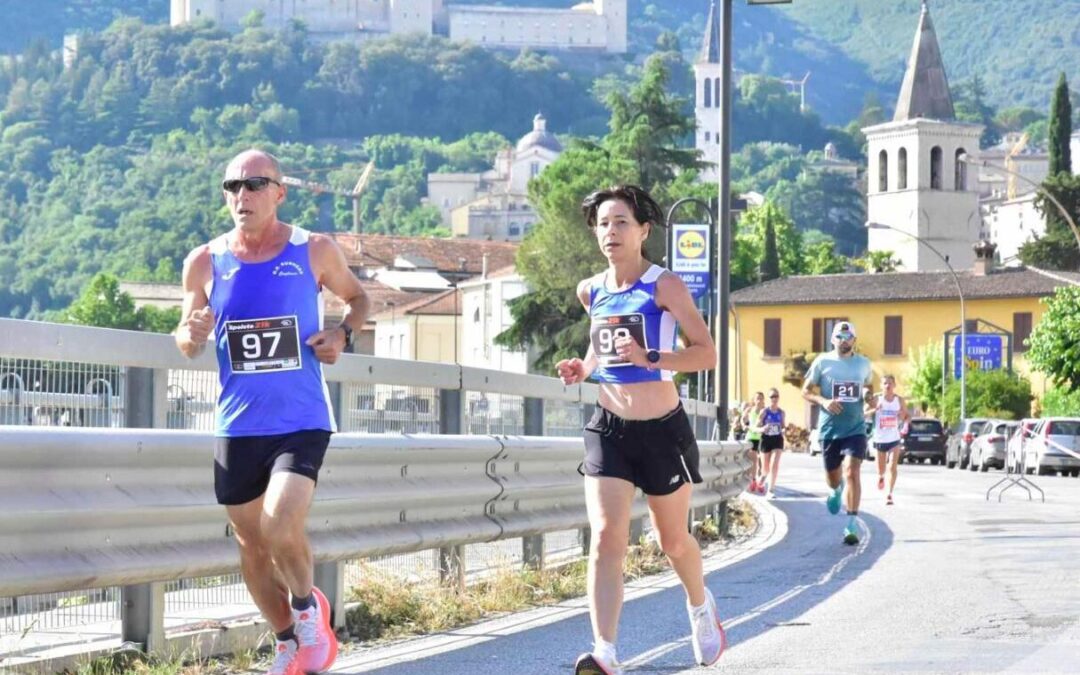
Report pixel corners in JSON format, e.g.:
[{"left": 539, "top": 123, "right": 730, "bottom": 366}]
[
  {"left": 884, "top": 316, "right": 903, "bottom": 355},
  {"left": 812, "top": 318, "right": 823, "bottom": 353},
  {"left": 1013, "top": 312, "right": 1032, "bottom": 352},
  {"left": 764, "top": 319, "right": 781, "bottom": 357}
]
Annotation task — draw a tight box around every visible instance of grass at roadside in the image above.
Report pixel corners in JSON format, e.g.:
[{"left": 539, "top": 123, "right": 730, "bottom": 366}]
[{"left": 63, "top": 499, "right": 756, "bottom": 674}]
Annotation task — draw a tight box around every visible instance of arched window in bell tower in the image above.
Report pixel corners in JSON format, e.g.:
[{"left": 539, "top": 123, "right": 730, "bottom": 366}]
[
  {"left": 898, "top": 148, "right": 908, "bottom": 190},
  {"left": 878, "top": 150, "right": 888, "bottom": 193},
  {"left": 954, "top": 148, "right": 967, "bottom": 191},
  {"left": 930, "top": 146, "right": 943, "bottom": 190}
]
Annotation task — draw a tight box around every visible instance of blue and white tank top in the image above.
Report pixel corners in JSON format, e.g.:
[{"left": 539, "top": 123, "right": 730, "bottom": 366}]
[
  {"left": 761, "top": 408, "right": 785, "bottom": 437},
  {"left": 588, "top": 264, "right": 678, "bottom": 384},
  {"left": 208, "top": 226, "right": 336, "bottom": 437}
]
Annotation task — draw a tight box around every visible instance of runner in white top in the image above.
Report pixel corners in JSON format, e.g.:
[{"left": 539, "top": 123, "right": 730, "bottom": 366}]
[{"left": 869, "top": 374, "right": 910, "bottom": 505}]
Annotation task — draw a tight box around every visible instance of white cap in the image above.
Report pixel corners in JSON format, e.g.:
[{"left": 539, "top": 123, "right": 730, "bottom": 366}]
[{"left": 831, "top": 321, "right": 856, "bottom": 339}]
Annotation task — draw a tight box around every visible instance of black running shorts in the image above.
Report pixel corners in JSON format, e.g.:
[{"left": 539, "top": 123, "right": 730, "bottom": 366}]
[
  {"left": 582, "top": 404, "right": 703, "bottom": 496},
  {"left": 761, "top": 434, "right": 784, "bottom": 452},
  {"left": 214, "top": 429, "right": 331, "bottom": 505}
]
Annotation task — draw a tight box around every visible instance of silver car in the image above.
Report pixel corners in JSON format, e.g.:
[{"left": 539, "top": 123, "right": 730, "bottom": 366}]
[
  {"left": 970, "top": 420, "right": 1017, "bottom": 472},
  {"left": 1024, "top": 418, "right": 1080, "bottom": 477}
]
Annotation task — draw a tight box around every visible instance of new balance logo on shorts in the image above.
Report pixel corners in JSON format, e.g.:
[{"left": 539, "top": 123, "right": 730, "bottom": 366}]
[{"left": 670, "top": 474, "right": 680, "bottom": 485}]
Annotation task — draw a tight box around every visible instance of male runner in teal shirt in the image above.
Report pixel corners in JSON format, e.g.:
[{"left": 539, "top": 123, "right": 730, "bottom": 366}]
[{"left": 802, "top": 321, "right": 873, "bottom": 545}]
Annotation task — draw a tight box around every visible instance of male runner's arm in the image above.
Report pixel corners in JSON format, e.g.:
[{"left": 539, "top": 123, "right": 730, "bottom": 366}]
[
  {"left": 556, "top": 278, "right": 600, "bottom": 385},
  {"left": 175, "top": 246, "right": 213, "bottom": 359},
  {"left": 614, "top": 271, "right": 716, "bottom": 372},
  {"left": 307, "top": 234, "right": 369, "bottom": 365},
  {"left": 802, "top": 358, "right": 842, "bottom": 415}
]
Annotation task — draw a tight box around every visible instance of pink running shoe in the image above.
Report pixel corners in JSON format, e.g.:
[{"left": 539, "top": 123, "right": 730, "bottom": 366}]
[
  {"left": 748, "top": 479, "right": 759, "bottom": 494},
  {"left": 294, "top": 587, "right": 338, "bottom": 674}
]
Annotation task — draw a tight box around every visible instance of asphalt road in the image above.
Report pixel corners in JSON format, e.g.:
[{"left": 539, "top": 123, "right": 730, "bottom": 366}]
[{"left": 329, "top": 454, "right": 1080, "bottom": 674}]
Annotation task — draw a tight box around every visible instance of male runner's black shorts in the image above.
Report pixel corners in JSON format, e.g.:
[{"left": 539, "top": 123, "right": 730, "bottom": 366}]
[
  {"left": 214, "top": 429, "right": 331, "bottom": 505},
  {"left": 822, "top": 434, "right": 868, "bottom": 472},
  {"left": 761, "top": 434, "right": 784, "bottom": 452},
  {"left": 582, "top": 404, "right": 703, "bottom": 496},
  {"left": 750, "top": 437, "right": 761, "bottom": 451}
]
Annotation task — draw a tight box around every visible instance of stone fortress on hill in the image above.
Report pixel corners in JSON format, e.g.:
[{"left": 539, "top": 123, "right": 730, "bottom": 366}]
[{"left": 170, "top": 0, "right": 627, "bottom": 53}]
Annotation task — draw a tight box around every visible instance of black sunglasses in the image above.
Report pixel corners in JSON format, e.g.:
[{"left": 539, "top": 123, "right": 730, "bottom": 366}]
[
  {"left": 769, "top": 395, "right": 779, "bottom": 399},
  {"left": 222, "top": 177, "right": 280, "bottom": 194}
]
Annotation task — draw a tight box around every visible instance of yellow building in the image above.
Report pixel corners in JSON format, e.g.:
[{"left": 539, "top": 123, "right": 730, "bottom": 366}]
[{"left": 730, "top": 262, "right": 1080, "bottom": 429}]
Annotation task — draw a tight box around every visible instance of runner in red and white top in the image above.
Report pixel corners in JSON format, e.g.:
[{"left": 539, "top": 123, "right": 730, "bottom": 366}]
[{"left": 869, "top": 374, "right": 910, "bottom": 505}]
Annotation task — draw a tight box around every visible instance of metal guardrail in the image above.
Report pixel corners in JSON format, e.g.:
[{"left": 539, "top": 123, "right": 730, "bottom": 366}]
[{"left": 0, "top": 428, "right": 747, "bottom": 598}]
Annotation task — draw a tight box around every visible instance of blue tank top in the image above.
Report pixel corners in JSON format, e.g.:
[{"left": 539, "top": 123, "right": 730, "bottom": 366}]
[
  {"left": 208, "top": 226, "right": 336, "bottom": 437},
  {"left": 761, "top": 408, "right": 784, "bottom": 436},
  {"left": 588, "top": 265, "right": 678, "bottom": 384}
]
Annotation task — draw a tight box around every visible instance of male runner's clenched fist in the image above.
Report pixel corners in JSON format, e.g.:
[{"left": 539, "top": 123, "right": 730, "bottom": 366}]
[{"left": 185, "top": 306, "right": 215, "bottom": 345}]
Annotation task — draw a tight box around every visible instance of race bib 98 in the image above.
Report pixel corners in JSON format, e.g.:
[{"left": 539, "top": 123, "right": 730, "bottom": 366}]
[
  {"left": 831, "top": 381, "right": 860, "bottom": 403},
  {"left": 591, "top": 314, "right": 648, "bottom": 367},
  {"left": 225, "top": 315, "right": 302, "bottom": 373}
]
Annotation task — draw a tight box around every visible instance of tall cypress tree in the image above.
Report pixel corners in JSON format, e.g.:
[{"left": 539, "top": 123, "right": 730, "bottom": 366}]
[
  {"left": 759, "top": 208, "right": 781, "bottom": 282},
  {"left": 1048, "top": 72, "right": 1073, "bottom": 176}
]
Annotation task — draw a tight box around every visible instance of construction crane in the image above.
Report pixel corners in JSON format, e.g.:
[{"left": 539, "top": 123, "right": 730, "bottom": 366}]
[{"left": 280, "top": 161, "right": 375, "bottom": 233}]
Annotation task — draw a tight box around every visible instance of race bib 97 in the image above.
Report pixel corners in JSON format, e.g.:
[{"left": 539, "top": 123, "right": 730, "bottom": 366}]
[
  {"left": 591, "top": 314, "right": 648, "bottom": 367},
  {"left": 225, "top": 315, "right": 301, "bottom": 373},
  {"left": 831, "top": 381, "right": 860, "bottom": 403}
]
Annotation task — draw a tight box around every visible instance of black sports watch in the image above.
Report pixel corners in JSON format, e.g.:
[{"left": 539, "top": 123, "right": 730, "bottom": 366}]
[
  {"left": 338, "top": 323, "right": 354, "bottom": 347},
  {"left": 646, "top": 349, "right": 661, "bottom": 367}
]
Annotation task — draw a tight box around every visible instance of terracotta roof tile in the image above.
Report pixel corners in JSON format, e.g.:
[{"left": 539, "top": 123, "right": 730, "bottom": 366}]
[{"left": 330, "top": 233, "right": 517, "bottom": 277}]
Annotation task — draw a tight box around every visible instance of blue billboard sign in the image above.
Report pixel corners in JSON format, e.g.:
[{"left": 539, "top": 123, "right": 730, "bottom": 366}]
[
  {"left": 670, "top": 223, "right": 710, "bottom": 299},
  {"left": 953, "top": 334, "right": 1003, "bottom": 379}
]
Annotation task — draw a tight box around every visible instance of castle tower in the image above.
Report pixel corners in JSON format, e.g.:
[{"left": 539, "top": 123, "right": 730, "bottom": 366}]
[
  {"left": 595, "top": 0, "right": 627, "bottom": 54},
  {"left": 863, "top": 1, "right": 982, "bottom": 272},
  {"left": 693, "top": 0, "right": 721, "bottom": 183},
  {"left": 389, "top": 0, "right": 435, "bottom": 36}
]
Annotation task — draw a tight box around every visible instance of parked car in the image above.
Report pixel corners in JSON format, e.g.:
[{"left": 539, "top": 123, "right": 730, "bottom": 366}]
[
  {"left": 901, "top": 417, "right": 947, "bottom": 465},
  {"left": 969, "top": 420, "right": 1018, "bottom": 472},
  {"left": 946, "top": 418, "right": 990, "bottom": 469},
  {"left": 1006, "top": 418, "right": 1039, "bottom": 473},
  {"left": 1024, "top": 418, "right": 1080, "bottom": 477}
]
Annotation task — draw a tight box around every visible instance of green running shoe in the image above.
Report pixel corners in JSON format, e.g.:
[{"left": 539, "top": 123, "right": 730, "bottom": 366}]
[
  {"left": 843, "top": 523, "right": 859, "bottom": 546},
  {"left": 826, "top": 484, "right": 843, "bottom": 515}
]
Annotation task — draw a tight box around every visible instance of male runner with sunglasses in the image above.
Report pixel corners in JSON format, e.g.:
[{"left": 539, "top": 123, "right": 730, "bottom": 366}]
[
  {"left": 176, "top": 149, "right": 369, "bottom": 675},
  {"left": 801, "top": 321, "right": 873, "bottom": 546}
]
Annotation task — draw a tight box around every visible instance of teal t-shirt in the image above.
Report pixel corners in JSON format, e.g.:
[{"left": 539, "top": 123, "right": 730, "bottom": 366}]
[{"left": 805, "top": 351, "right": 873, "bottom": 441}]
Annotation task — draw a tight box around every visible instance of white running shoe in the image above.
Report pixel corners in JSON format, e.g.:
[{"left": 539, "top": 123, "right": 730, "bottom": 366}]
[
  {"left": 266, "top": 638, "right": 300, "bottom": 675},
  {"left": 688, "top": 588, "right": 727, "bottom": 666}
]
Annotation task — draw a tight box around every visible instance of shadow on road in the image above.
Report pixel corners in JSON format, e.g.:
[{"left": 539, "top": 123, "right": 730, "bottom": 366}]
[{"left": 351, "top": 487, "right": 894, "bottom": 674}]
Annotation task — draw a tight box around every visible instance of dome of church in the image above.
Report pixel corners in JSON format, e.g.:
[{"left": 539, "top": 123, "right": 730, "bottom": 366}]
[{"left": 516, "top": 113, "right": 563, "bottom": 153}]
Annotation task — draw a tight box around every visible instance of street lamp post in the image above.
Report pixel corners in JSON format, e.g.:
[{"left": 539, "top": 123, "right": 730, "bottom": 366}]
[
  {"left": 716, "top": 0, "right": 793, "bottom": 440},
  {"left": 957, "top": 152, "right": 1080, "bottom": 252},
  {"left": 866, "top": 222, "right": 966, "bottom": 421}
]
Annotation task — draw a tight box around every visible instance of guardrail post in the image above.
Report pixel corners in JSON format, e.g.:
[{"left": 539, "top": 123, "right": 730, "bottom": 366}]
[
  {"left": 122, "top": 582, "right": 165, "bottom": 654},
  {"left": 522, "top": 534, "right": 545, "bottom": 570},
  {"left": 523, "top": 397, "right": 544, "bottom": 436},
  {"left": 718, "top": 499, "right": 730, "bottom": 537},
  {"left": 581, "top": 527, "right": 592, "bottom": 557},
  {"left": 314, "top": 561, "right": 346, "bottom": 630},
  {"left": 628, "top": 518, "right": 643, "bottom": 545},
  {"left": 328, "top": 381, "right": 344, "bottom": 432},
  {"left": 438, "top": 388, "right": 465, "bottom": 587},
  {"left": 439, "top": 389, "right": 463, "bottom": 435},
  {"left": 439, "top": 544, "right": 465, "bottom": 591},
  {"left": 125, "top": 367, "right": 156, "bottom": 428}
]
